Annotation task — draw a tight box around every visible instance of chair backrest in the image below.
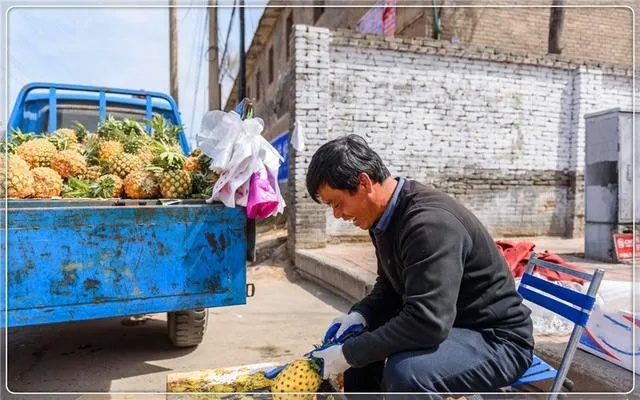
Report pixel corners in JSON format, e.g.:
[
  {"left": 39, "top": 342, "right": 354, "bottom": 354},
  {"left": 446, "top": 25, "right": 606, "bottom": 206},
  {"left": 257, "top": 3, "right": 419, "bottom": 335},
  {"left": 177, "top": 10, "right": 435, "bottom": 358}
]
[{"left": 517, "top": 252, "right": 605, "bottom": 398}]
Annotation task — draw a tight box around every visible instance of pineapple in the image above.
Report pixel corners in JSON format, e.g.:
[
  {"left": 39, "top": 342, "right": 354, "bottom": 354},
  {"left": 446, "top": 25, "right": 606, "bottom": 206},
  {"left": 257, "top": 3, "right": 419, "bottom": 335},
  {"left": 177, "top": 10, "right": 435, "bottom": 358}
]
[
  {"left": 160, "top": 169, "right": 192, "bottom": 198},
  {"left": 0, "top": 154, "right": 35, "bottom": 198},
  {"left": 51, "top": 128, "right": 79, "bottom": 150},
  {"left": 151, "top": 141, "right": 192, "bottom": 198},
  {"left": 109, "top": 152, "right": 144, "bottom": 179},
  {"left": 183, "top": 156, "right": 199, "bottom": 172},
  {"left": 31, "top": 167, "right": 63, "bottom": 198},
  {"left": 85, "top": 165, "right": 104, "bottom": 181},
  {"left": 124, "top": 170, "right": 159, "bottom": 199},
  {"left": 270, "top": 358, "right": 322, "bottom": 395},
  {"left": 136, "top": 147, "right": 155, "bottom": 164},
  {"left": 191, "top": 171, "right": 218, "bottom": 198},
  {"left": 95, "top": 174, "right": 124, "bottom": 198},
  {"left": 98, "top": 140, "right": 124, "bottom": 161},
  {"left": 17, "top": 138, "right": 57, "bottom": 167},
  {"left": 50, "top": 150, "right": 88, "bottom": 178}
]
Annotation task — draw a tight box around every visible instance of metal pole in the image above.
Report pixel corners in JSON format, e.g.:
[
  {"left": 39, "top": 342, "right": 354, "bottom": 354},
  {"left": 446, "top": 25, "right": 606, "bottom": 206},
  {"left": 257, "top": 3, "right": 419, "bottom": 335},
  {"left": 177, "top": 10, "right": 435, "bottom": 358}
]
[
  {"left": 238, "top": 0, "right": 246, "bottom": 102},
  {"left": 238, "top": 0, "right": 254, "bottom": 262},
  {"left": 208, "top": 0, "right": 220, "bottom": 110},
  {"left": 169, "top": 0, "right": 179, "bottom": 105}
]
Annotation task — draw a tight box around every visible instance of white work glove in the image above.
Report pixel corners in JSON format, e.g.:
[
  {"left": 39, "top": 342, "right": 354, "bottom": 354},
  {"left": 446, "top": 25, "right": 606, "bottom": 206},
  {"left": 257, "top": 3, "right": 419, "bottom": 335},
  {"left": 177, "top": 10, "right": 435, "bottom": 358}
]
[
  {"left": 310, "top": 344, "right": 350, "bottom": 380},
  {"left": 323, "top": 311, "right": 366, "bottom": 343}
]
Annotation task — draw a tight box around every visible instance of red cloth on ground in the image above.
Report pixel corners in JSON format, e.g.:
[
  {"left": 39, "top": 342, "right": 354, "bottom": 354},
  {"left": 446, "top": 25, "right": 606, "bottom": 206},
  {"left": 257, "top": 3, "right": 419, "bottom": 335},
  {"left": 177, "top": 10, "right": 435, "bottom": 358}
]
[{"left": 495, "top": 240, "right": 587, "bottom": 285}]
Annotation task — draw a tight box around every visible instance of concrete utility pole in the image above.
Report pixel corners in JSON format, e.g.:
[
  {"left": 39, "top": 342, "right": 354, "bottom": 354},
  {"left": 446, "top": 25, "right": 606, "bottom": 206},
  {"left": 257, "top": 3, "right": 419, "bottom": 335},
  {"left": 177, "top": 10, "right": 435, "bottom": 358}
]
[
  {"left": 208, "top": 0, "right": 220, "bottom": 110},
  {"left": 169, "top": 0, "right": 179, "bottom": 104}
]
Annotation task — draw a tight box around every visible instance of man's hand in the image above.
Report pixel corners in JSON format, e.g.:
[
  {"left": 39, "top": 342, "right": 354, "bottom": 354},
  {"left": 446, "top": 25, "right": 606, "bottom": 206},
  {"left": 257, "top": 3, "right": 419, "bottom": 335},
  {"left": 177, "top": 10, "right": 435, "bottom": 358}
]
[
  {"left": 310, "top": 344, "right": 350, "bottom": 380},
  {"left": 323, "top": 312, "right": 366, "bottom": 343}
]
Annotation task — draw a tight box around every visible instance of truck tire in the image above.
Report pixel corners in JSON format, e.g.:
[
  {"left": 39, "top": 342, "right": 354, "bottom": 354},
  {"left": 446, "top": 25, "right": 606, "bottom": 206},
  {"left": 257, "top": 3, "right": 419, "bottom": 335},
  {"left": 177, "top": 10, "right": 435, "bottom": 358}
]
[{"left": 167, "top": 308, "right": 208, "bottom": 347}]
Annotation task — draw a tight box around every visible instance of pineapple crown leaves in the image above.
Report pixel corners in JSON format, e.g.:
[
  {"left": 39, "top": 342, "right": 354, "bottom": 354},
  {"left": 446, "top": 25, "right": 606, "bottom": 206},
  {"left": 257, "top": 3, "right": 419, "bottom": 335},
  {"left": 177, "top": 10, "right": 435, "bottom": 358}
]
[
  {"left": 81, "top": 134, "right": 101, "bottom": 165},
  {"left": 9, "top": 128, "right": 35, "bottom": 146},
  {"left": 150, "top": 140, "right": 186, "bottom": 170},
  {"left": 122, "top": 134, "right": 148, "bottom": 154},
  {"left": 47, "top": 131, "right": 70, "bottom": 151},
  {"left": 149, "top": 114, "right": 182, "bottom": 145},
  {"left": 91, "top": 177, "right": 117, "bottom": 198},
  {"left": 121, "top": 117, "right": 147, "bottom": 137},
  {"left": 62, "top": 177, "right": 93, "bottom": 198},
  {"left": 63, "top": 176, "right": 116, "bottom": 198},
  {"left": 97, "top": 115, "right": 126, "bottom": 141},
  {"left": 72, "top": 121, "right": 90, "bottom": 143},
  {"left": 0, "top": 139, "right": 17, "bottom": 154}
]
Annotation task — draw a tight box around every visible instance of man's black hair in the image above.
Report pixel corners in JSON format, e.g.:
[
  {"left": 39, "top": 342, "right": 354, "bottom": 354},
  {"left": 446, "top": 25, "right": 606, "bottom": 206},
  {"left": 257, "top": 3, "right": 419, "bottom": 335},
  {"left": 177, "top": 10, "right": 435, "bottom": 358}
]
[{"left": 306, "top": 134, "right": 391, "bottom": 203}]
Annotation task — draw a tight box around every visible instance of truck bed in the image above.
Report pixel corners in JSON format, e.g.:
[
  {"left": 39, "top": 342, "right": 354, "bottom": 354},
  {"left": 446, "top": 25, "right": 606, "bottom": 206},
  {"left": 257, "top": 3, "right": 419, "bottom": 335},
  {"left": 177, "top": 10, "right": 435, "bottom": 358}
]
[{"left": 2, "top": 199, "right": 247, "bottom": 328}]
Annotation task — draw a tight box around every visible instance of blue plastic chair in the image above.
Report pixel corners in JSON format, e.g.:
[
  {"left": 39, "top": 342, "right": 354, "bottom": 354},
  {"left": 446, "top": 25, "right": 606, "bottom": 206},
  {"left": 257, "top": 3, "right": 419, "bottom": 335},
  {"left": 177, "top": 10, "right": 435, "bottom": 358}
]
[{"left": 510, "top": 252, "right": 605, "bottom": 400}]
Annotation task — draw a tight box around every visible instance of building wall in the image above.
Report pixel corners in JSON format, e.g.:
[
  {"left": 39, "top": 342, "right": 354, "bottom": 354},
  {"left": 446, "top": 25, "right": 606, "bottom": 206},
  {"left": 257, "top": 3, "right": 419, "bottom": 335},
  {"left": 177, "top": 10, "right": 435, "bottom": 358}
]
[
  {"left": 288, "top": 26, "right": 633, "bottom": 250},
  {"left": 237, "top": 4, "right": 633, "bottom": 143}
]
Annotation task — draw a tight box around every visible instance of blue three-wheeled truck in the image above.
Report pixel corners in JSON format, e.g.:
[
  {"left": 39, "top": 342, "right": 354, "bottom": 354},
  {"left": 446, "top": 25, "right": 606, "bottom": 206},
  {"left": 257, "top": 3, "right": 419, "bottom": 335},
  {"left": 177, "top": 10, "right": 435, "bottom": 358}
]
[{"left": 1, "top": 82, "right": 252, "bottom": 347}]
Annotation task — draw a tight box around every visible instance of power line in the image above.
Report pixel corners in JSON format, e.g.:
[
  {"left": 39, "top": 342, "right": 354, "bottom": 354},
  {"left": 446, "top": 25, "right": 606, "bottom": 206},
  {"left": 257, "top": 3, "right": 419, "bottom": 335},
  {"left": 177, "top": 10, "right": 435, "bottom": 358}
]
[
  {"left": 190, "top": 8, "right": 209, "bottom": 130},
  {"left": 185, "top": 6, "right": 206, "bottom": 91},
  {"left": 218, "top": 0, "right": 237, "bottom": 84}
]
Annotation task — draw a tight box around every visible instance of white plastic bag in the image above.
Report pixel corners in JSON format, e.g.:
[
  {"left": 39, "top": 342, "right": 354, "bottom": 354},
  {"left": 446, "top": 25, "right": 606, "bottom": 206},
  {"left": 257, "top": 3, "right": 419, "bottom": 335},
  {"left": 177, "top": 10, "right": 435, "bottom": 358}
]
[{"left": 196, "top": 109, "right": 285, "bottom": 217}]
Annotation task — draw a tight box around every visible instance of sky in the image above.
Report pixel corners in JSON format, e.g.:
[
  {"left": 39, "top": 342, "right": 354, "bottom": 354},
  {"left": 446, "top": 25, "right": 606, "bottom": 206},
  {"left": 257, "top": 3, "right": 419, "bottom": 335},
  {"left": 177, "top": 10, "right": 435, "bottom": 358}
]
[{"left": 0, "top": 0, "right": 268, "bottom": 144}]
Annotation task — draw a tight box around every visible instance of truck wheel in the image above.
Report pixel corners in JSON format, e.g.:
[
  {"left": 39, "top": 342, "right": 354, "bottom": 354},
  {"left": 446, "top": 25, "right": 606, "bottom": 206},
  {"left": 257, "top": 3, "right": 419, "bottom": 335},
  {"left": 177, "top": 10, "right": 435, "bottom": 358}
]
[{"left": 167, "top": 308, "right": 208, "bottom": 347}]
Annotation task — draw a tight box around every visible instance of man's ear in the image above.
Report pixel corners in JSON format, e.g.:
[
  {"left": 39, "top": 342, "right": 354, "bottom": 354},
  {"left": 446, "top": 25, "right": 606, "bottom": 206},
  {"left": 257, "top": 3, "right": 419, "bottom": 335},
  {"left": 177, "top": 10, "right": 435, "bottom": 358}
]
[{"left": 358, "top": 172, "right": 373, "bottom": 192}]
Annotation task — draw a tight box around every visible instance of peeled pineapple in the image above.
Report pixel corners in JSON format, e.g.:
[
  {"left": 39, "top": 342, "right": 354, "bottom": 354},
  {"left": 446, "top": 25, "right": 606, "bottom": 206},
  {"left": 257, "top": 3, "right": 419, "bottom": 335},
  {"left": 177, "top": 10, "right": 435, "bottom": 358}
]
[{"left": 271, "top": 358, "right": 322, "bottom": 395}]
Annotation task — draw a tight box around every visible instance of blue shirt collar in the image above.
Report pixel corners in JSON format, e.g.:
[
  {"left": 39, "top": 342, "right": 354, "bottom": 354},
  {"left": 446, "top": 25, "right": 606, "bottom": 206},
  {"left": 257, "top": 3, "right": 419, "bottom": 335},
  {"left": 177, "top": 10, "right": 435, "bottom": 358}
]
[{"left": 372, "top": 177, "right": 405, "bottom": 235}]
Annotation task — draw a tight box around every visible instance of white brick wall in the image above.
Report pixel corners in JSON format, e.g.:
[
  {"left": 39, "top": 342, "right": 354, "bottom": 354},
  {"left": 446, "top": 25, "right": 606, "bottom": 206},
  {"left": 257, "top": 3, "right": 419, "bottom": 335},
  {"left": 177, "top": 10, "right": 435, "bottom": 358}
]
[{"left": 290, "top": 26, "right": 634, "bottom": 248}]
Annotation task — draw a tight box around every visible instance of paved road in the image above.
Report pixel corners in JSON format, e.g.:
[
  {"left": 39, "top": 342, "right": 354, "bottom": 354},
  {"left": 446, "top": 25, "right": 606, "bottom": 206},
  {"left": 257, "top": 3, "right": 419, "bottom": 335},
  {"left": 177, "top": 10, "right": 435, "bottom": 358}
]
[{"left": 2, "top": 263, "right": 351, "bottom": 399}]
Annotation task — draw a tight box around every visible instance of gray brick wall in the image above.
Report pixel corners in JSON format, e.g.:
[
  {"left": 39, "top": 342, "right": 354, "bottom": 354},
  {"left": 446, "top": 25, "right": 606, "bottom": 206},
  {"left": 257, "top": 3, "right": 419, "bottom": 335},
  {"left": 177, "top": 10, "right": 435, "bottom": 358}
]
[{"left": 290, "top": 26, "right": 634, "bottom": 249}]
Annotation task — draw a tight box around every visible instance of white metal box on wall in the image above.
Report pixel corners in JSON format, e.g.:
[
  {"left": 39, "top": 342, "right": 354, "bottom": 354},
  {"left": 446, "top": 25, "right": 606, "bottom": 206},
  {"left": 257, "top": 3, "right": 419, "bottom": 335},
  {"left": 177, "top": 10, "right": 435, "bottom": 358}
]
[{"left": 584, "top": 109, "right": 637, "bottom": 261}]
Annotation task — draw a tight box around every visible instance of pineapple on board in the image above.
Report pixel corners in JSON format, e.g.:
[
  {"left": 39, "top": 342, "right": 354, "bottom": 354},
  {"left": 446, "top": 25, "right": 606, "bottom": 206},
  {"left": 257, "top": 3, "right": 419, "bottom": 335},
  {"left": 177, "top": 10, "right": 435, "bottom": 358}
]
[
  {"left": 50, "top": 149, "right": 88, "bottom": 179},
  {"left": 270, "top": 358, "right": 322, "bottom": 396},
  {"left": 31, "top": 167, "right": 63, "bottom": 198},
  {"left": 0, "top": 154, "right": 35, "bottom": 198},
  {"left": 98, "top": 140, "right": 124, "bottom": 162},
  {"left": 109, "top": 152, "right": 144, "bottom": 179},
  {"left": 95, "top": 174, "right": 123, "bottom": 198},
  {"left": 152, "top": 141, "right": 192, "bottom": 198},
  {"left": 17, "top": 138, "right": 57, "bottom": 168},
  {"left": 85, "top": 165, "right": 104, "bottom": 181},
  {"left": 49, "top": 128, "right": 79, "bottom": 151},
  {"left": 124, "top": 169, "right": 160, "bottom": 199},
  {"left": 52, "top": 128, "right": 79, "bottom": 146}
]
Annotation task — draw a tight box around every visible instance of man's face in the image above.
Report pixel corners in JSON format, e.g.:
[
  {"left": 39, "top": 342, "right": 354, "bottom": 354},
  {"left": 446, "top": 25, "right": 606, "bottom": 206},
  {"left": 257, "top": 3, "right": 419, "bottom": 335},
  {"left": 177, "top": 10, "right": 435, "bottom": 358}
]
[{"left": 317, "top": 173, "right": 376, "bottom": 230}]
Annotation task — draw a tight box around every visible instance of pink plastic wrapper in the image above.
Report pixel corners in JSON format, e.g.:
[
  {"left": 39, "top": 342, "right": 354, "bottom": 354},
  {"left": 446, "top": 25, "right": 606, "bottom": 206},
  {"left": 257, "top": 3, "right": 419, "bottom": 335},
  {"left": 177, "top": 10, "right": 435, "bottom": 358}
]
[{"left": 246, "top": 165, "right": 279, "bottom": 219}]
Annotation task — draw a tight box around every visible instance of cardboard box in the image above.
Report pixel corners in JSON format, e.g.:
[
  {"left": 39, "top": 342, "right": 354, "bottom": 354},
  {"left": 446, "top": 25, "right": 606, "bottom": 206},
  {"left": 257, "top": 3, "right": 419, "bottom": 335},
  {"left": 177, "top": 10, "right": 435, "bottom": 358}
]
[{"left": 578, "top": 280, "right": 639, "bottom": 374}]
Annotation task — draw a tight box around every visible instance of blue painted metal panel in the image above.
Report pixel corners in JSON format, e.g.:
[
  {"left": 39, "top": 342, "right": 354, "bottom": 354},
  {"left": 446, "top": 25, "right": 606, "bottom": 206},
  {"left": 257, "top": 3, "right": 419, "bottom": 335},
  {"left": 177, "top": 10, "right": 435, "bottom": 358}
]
[{"left": 1, "top": 202, "right": 246, "bottom": 328}]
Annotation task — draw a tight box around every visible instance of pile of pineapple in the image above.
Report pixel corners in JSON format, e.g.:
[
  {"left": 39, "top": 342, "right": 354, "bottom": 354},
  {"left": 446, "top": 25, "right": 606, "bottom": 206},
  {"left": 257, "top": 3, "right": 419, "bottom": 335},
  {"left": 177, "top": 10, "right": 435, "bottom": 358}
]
[{"left": 1, "top": 115, "right": 218, "bottom": 200}]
